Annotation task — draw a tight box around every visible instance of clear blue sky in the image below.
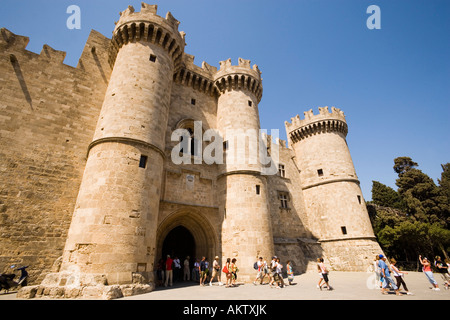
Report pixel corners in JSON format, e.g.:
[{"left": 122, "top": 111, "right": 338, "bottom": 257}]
[{"left": 1, "top": 0, "right": 449, "bottom": 200}]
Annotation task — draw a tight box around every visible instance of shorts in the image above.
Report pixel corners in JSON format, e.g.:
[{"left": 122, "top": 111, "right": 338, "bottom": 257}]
[{"left": 322, "top": 273, "right": 329, "bottom": 283}]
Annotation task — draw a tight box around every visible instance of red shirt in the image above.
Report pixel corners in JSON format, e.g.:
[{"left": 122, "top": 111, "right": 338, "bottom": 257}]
[{"left": 166, "top": 258, "right": 173, "bottom": 271}]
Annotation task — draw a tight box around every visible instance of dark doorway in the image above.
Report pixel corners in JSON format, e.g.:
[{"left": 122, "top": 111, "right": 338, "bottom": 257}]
[{"left": 162, "top": 226, "right": 196, "bottom": 267}]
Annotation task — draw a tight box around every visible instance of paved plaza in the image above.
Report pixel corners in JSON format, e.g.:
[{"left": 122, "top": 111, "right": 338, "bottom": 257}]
[{"left": 1, "top": 271, "right": 449, "bottom": 301}]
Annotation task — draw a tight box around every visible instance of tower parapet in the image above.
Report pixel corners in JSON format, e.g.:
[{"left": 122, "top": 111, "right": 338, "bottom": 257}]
[
  {"left": 285, "top": 106, "right": 348, "bottom": 144},
  {"left": 214, "top": 58, "right": 263, "bottom": 102},
  {"left": 108, "top": 3, "right": 185, "bottom": 70}
]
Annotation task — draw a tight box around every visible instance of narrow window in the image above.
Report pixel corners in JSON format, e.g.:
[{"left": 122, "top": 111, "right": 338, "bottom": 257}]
[
  {"left": 317, "top": 169, "right": 324, "bottom": 177},
  {"left": 139, "top": 155, "right": 148, "bottom": 168},
  {"left": 149, "top": 54, "right": 157, "bottom": 62},
  {"left": 278, "top": 164, "right": 286, "bottom": 178},
  {"left": 341, "top": 226, "right": 347, "bottom": 235},
  {"left": 279, "top": 192, "right": 288, "bottom": 209},
  {"left": 191, "top": 98, "right": 196, "bottom": 105},
  {"left": 248, "top": 100, "right": 252, "bottom": 107},
  {"left": 357, "top": 195, "right": 362, "bottom": 204},
  {"left": 256, "top": 185, "right": 261, "bottom": 195},
  {"left": 223, "top": 141, "right": 228, "bottom": 151}
]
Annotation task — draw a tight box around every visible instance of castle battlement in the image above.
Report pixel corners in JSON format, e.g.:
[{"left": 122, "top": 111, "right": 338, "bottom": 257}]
[
  {"left": 2, "top": 28, "right": 67, "bottom": 65},
  {"left": 1, "top": 27, "right": 107, "bottom": 70},
  {"left": 108, "top": 3, "right": 186, "bottom": 70},
  {"left": 214, "top": 58, "right": 263, "bottom": 102},
  {"left": 0, "top": 3, "right": 382, "bottom": 300},
  {"left": 173, "top": 53, "right": 219, "bottom": 96},
  {"left": 285, "top": 107, "right": 348, "bottom": 143}
]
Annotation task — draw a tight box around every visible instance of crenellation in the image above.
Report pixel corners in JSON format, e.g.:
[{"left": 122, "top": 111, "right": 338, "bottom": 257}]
[
  {"left": 0, "top": 28, "right": 30, "bottom": 49},
  {"left": 0, "top": 3, "right": 382, "bottom": 299},
  {"left": 40, "top": 44, "right": 67, "bottom": 64}
]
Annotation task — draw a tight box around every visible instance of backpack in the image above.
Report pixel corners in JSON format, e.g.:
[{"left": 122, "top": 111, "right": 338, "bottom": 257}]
[{"left": 253, "top": 262, "right": 258, "bottom": 270}]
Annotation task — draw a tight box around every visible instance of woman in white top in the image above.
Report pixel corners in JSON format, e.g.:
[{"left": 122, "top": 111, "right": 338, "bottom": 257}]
[{"left": 390, "top": 258, "right": 413, "bottom": 295}]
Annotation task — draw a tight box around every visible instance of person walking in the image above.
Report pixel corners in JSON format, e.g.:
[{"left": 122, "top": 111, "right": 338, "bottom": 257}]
[
  {"left": 164, "top": 254, "right": 173, "bottom": 287},
  {"left": 419, "top": 255, "right": 440, "bottom": 291},
  {"left": 316, "top": 258, "right": 324, "bottom": 289},
  {"left": 275, "top": 258, "right": 284, "bottom": 288},
  {"left": 318, "top": 258, "right": 333, "bottom": 291},
  {"left": 378, "top": 255, "right": 401, "bottom": 295},
  {"left": 269, "top": 256, "right": 278, "bottom": 287},
  {"left": 390, "top": 258, "right": 413, "bottom": 295},
  {"left": 286, "top": 260, "right": 294, "bottom": 285},
  {"left": 209, "top": 256, "right": 222, "bottom": 286},
  {"left": 434, "top": 256, "right": 449, "bottom": 290},
  {"left": 230, "top": 258, "right": 238, "bottom": 287},
  {"left": 223, "top": 258, "right": 232, "bottom": 287},
  {"left": 253, "top": 257, "right": 265, "bottom": 285},
  {"left": 199, "top": 256, "right": 208, "bottom": 286},
  {"left": 373, "top": 255, "right": 382, "bottom": 289}
]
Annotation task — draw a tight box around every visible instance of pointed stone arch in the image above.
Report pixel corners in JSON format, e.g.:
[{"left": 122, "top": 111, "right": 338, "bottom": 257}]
[{"left": 155, "top": 209, "right": 219, "bottom": 265}]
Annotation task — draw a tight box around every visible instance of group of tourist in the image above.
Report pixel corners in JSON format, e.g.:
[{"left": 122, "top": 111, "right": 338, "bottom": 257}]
[
  {"left": 157, "top": 252, "right": 450, "bottom": 294},
  {"left": 156, "top": 253, "right": 333, "bottom": 290},
  {"left": 373, "top": 254, "right": 450, "bottom": 296},
  {"left": 252, "top": 256, "right": 295, "bottom": 289}
]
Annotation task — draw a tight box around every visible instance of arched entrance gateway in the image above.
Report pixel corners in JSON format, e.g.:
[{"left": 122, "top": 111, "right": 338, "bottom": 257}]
[{"left": 155, "top": 209, "right": 219, "bottom": 279}]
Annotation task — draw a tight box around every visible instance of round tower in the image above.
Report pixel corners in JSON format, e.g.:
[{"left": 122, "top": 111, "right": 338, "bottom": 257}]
[
  {"left": 57, "top": 4, "right": 185, "bottom": 286},
  {"left": 215, "top": 58, "right": 274, "bottom": 282},
  {"left": 286, "top": 107, "right": 382, "bottom": 271}
]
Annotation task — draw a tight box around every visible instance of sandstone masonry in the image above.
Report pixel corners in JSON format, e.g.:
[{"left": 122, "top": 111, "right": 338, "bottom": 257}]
[{"left": 0, "top": 3, "right": 382, "bottom": 299}]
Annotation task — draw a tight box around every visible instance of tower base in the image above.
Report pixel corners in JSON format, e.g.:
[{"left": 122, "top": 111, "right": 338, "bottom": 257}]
[
  {"left": 18, "top": 271, "right": 154, "bottom": 300},
  {"left": 319, "top": 237, "right": 383, "bottom": 272}
]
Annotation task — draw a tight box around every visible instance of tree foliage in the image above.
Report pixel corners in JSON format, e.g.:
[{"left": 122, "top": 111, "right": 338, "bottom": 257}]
[{"left": 369, "top": 158, "right": 450, "bottom": 268}]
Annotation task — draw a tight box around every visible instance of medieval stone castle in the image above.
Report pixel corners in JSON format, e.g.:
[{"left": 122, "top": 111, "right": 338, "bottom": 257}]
[{"left": 0, "top": 3, "right": 382, "bottom": 298}]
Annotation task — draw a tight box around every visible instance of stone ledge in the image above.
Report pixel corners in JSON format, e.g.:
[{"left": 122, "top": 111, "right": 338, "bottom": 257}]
[{"left": 17, "top": 283, "right": 154, "bottom": 300}]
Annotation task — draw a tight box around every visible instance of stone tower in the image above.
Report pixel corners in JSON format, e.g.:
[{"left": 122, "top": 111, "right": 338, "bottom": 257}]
[
  {"left": 51, "top": 4, "right": 185, "bottom": 287},
  {"left": 215, "top": 58, "right": 274, "bottom": 282},
  {"left": 285, "top": 107, "right": 381, "bottom": 270},
  {"left": 1, "top": 2, "right": 386, "bottom": 299}
]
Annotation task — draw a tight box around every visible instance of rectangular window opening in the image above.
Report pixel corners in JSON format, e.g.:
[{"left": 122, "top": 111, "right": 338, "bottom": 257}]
[
  {"left": 341, "top": 226, "right": 347, "bottom": 235},
  {"left": 191, "top": 98, "right": 196, "bottom": 105},
  {"left": 317, "top": 169, "right": 324, "bottom": 177},
  {"left": 223, "top": 141, "right": 228, "bottom": 151},
  {"left": 278, "top": 164, "right": 286, "bottom": 178},
  {"left": 279, "top": 192, "right": 288, "bottom": 209},
  {"left": 357, "top": 195, "right": 362, "bottom": 204},
  {"left": 149, "top": 54, "right": 157, "bottom": 62},
  {"left": 248, "top": 100, "right": 252, "bottom": 107},
  {"left": 139, "top": 155, "right": 148, "bottom": 168},
  {"left": 256, "top": 185, "right": 261, "bottom": 195}
]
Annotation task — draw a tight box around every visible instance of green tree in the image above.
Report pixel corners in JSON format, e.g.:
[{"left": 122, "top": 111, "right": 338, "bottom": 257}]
[
  {"left": 393, "top": 156, "right": 418, "bottom": 176},
  {"left": 368, "top": 157, "right": 450, "bottom": 267},
  {"left": 371, "top": 181, "right": 404, "bottom": 209},
  {"left": 394, "top": 158, "right": 448, "bottom": 226}
]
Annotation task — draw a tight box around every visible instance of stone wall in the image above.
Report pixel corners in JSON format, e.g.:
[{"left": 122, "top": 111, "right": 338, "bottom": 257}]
[{"left": 0, "top": 28, "right": 111, "bottom": 283}]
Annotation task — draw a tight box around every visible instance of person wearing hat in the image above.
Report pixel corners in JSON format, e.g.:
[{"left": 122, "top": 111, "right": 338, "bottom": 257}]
[
  {"left": 378, "top": 254, "right": 402, "bottom": 295},
  {"left": 209, "top": 256, "right": 223, "bottom": 286}
]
